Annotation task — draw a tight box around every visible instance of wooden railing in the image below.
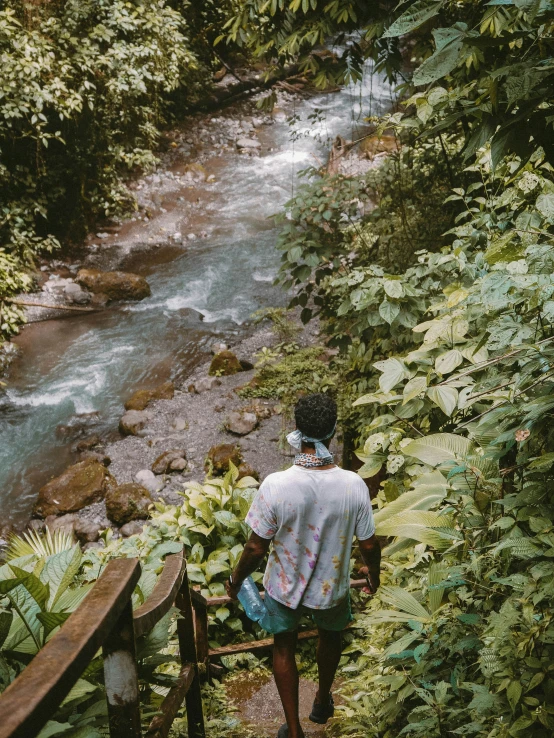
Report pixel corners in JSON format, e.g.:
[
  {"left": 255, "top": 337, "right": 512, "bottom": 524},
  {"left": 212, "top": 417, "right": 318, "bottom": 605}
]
[
  {"left": 0, "top": 551, "right": 205, "bottom": 738},
  {"left": 192, "top": 578, "right": 367, "bottom": 663},
  {"left": 0, "top": 547, "right": 366, "bottom": 738}
]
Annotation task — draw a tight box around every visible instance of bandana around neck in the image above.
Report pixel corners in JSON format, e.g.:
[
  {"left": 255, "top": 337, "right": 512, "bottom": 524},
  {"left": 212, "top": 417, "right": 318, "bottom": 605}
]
[{"left": 294, "top": 452, "right": 334, "bottom": 468}]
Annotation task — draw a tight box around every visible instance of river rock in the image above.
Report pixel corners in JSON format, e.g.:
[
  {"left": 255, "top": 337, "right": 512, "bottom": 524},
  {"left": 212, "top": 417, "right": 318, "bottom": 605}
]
[
  {"left": 64, "top": 283, "right": 91, "bottom": 305},
  {"left": 238, "top": 462, "right": 260, "bottom": 481},
  {"left": 191, "top": 376, "right": 222, "bottom": 393},
  {"left": 28, "top": 519, "right": 45, "bottom": 533},
  {"left": 119, "top": 410, "right": 150, "bottom": 436},
  {"left": 91, "top": 293, "right": 109, "bottom": 308},
  {"left": 211, "top": 342, "right": 228, "bottom": 354},
  {"left": 172, "top": 416, "right": 188, "bottom": 431},
  {"left": 73, "top": 435, "right": 101, "bottom": 453},
  {"left": 105, "top": 483, "right": 152, "bottom": 525},
  {"left": 152, "top": 449, "right": 187, "bottom": 475},
  {"left": 208, "top": 350, "right": 243, "bottom": 376},
  {"left": 45, "top": 514, "right": 78, "bottom": 537},
  {"left": 236, "top": 138, "right": 261, "bottom": 150},
  {"left": 79, "top": 450, "right": 111, "bottom": 466},
  {"left": 74, "top": 519, "right": 101, "bottom": 544},
  {"left": 124, "top": 381, "right": 175, "bottom": 412},
  {"left": 35, "top": 459, "right": 116, "bottom": 517},
  {"left": 207, "top": 443, "right": 243, "bottom": 475},
  {"left": 76, "top": 268, "right": 151, "bottom": 302},
  {"left": 183, "top": 163, "right": 207, "bottom": 182},
  {"left": 120, "top": 520, "right": 145, "bottom": 537},
  {"left": 135, "top": 469, "right": 164, "bottom": 495},
  {"left": 56, "top": 412, "right": 100, "bottom": 440},
  {"left": 225, "top": 411, "right": 258, "bottom": 436}
]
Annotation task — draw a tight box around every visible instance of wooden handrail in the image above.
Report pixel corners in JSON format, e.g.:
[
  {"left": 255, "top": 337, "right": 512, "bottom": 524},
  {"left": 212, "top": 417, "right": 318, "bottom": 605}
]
[
  {"left": 136, "top": 549, "right": 205, "bottom": 738},
  {"left": 134, "top": 552, "right": 186, "bottom": 638},
  {"left": 0, "top": 558, "right": 141, "bottom": 738}
]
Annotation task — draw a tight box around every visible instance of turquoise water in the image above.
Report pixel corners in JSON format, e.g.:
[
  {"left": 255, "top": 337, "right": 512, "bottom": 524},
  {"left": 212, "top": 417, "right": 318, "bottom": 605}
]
[{"left": 0, "top": 65, "right": 393, "bottom": 527}]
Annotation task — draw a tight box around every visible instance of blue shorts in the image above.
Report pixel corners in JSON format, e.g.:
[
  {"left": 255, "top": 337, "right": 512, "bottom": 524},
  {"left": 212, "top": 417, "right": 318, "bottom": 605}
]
[{"left": 261, "top": 593, "right": 353, "bottom": 635}]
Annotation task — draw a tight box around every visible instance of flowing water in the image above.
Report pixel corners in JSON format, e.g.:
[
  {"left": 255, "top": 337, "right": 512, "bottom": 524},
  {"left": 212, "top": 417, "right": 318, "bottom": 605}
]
[{"left": 0, "top": 66, "right": 393, "bottom": 528}]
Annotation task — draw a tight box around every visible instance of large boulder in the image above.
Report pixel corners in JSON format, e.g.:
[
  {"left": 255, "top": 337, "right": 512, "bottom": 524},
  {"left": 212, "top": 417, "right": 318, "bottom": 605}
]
[
  {"left": 151, "top": 449, "right": 187, "bottom": 475},
  {"left": 225, "top": 411, "right": 258, "bottom": 436},
  {"left": 35, "top": 459, "right": 116, "bottom": 517},
  {"left": 105, "top": 483, "right": 152, "bottom": 526},
  {"left": 125, "top": 381, "right": 174, "bottom": 412},
  {"left": 208, "top": 350, "right": 243, "bottom": 377},
  {"left": 206, "top": 443, "right": 243, "bottom": 475},
  {"left": 76, "top": 269, "right": 151, "bottom": 302},
  {"left": 119, "top": 410, "right": 150, "bottom": 436}
]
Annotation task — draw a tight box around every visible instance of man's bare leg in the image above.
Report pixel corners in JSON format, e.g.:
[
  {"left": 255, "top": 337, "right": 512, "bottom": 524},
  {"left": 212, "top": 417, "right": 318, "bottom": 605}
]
[
  {"left": 315, "top": 628, "right": 342, "bottom": 704},
  {"left": 273, "top": 630, "right": 304, "bottom": 738}
]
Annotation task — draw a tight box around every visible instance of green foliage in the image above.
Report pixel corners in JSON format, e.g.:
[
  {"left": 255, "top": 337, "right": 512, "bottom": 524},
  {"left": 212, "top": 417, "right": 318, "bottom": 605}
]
[
  {"left": 238, "top": 345, "right": 336, "bottom": 427},
  {"left": 0, "top": 467, "right": 262, "bottom": 734},
  {"left": 225, "top": 3, "right": 554, "bottom": 734},
  {"left": 0, "top": 0, "right": 240, "bottom": 339}
]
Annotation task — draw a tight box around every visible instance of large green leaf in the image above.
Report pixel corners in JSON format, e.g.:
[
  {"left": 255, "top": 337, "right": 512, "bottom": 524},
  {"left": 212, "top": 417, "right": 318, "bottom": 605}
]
[
  {"left": 373, "top": 476, "right": 448, "bottom": 526},
  {"left": 427, "top": 385, "right": 458, "bottom": 416},
  {"left": 413, "top": 28, "right": 466, "bottom": 86},
  {"left": 379, "top": 585, "right": 431, "bottom": 619},
  {"left": 377, "top": 511, "right": 458, "bottom": 548},
  {"left": 403, "top": 433, "right": 472, "bottom": 465},
  {"left": 373, "top": 358, "right": 409, "bottom": 393},
  {"left": 37, "top": 611, "right": 70, "bottom": 639},
  {"left": 42, "top": 545, "right": 82, "bottom": 608},
  {"left": 9, "top": 566, "right": 49, "bottom": 610},
  {"left": 383, "top": 0, "right": 444, "bottom": 38}
]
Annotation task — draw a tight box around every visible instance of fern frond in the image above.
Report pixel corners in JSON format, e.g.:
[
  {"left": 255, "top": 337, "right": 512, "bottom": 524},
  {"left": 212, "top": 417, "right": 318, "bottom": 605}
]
[{"left": 7, "top": 529, "right": 75, "bottom": 561}]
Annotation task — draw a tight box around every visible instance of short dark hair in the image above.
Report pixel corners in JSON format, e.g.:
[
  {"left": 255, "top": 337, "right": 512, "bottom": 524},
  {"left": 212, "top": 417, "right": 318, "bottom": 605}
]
[{"left": 294, "top": 393, "right": 337, "bottom": 439}]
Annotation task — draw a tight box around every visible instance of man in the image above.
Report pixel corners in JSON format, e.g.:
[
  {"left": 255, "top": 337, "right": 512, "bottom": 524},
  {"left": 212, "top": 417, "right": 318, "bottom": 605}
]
[{"left": 226, "top": 393, "right": 381, "bottom": 738}]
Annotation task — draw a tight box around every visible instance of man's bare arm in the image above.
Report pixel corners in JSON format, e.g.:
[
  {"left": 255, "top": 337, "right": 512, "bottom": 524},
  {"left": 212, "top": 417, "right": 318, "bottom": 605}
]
[
  {"left": 226, "top": 531, "right": 272, "bottom": 600},
  {"left": 358, "top": 535, "right": 381, "bottom": 594}
]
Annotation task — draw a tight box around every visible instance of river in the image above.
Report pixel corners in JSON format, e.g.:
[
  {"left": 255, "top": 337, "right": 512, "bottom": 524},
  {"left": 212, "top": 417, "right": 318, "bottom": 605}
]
[{"left": 0, "top": 65, "right": 393, "bottom": 529}]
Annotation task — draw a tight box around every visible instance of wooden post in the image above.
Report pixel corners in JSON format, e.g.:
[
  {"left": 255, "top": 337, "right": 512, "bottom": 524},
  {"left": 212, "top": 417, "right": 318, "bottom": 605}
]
[
  {"left": 103, "top": 600, "right": 142, "bottom": 738},
  {"left": 176, "top": 569, "right": 206, "bottom": 738},
  {"left": 190, "top": 590, "right": 209, "bottom": 684}
]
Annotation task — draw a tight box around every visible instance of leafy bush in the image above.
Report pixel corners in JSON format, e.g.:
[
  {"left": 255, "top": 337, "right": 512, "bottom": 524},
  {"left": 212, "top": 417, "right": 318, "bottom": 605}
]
[
  {"left": 0, "top": 466, "right": 261, "bottom": 735},
  {"left": 0, "top": 0, "right": 241, "bottom": 339}
]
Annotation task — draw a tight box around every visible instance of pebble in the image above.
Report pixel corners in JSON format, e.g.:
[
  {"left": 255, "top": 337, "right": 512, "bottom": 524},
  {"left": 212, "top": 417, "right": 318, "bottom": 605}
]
[
  {"left": 96, "top": 232, "right": 110, "bottom": 239},
  {"left": 187, "top": 233, "right": 197, "bottom": 241}
]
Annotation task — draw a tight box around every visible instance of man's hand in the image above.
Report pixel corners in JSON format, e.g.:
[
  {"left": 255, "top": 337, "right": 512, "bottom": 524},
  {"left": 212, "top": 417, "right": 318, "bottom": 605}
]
[
  {"left": 359, "top": 566, "right": 380, "bottom": 595},
  {"left": 358, "top": 535, "right": 381, "bottom": 595},
  {"left": 226, "top": 577, "right": 241, "bottom": 601}
]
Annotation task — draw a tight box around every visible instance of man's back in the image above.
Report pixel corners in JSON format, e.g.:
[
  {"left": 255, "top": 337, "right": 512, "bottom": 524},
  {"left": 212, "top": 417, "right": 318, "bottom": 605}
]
[{"left": 246, "top": 464, "right": 374, "bottom": 610}]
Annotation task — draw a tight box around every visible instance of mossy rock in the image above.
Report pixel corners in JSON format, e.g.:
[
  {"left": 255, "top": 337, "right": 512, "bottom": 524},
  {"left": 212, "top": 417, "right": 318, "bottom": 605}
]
[
  {"left": 206, "top": 443, "right": 243, "bottom": 475},
  {"left": 125, "top": 381, "right": 174, "bottom": 411},
  {"left": 76, "top": 268, "right": 151, "bottom": 301},
  {"left": 209, "top": 350, "right": 243, "bottom": 376},
  {"left": 105, "top": 483, "right": 152, "bottom": 526},
  {"left": 35, "top": 459, "right": 116, "bottom": 517}
]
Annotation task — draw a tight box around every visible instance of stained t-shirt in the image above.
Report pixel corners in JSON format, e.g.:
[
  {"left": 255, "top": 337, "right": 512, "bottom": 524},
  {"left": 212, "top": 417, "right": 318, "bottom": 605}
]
[{"left": 245, "top": 464, "right": 375, "bottom": 610}]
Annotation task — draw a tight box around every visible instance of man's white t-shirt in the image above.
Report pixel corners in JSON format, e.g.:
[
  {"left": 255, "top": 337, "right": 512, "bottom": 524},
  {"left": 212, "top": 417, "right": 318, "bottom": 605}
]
[{"left": 245, "top": 465, "right": 375, "bottom": 610}]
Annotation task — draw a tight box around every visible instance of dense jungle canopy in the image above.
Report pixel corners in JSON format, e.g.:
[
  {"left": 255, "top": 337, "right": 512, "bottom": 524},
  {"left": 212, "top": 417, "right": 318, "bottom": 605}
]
[{"left": 2, "top": 1, "right": 554, "bottom": 737}]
